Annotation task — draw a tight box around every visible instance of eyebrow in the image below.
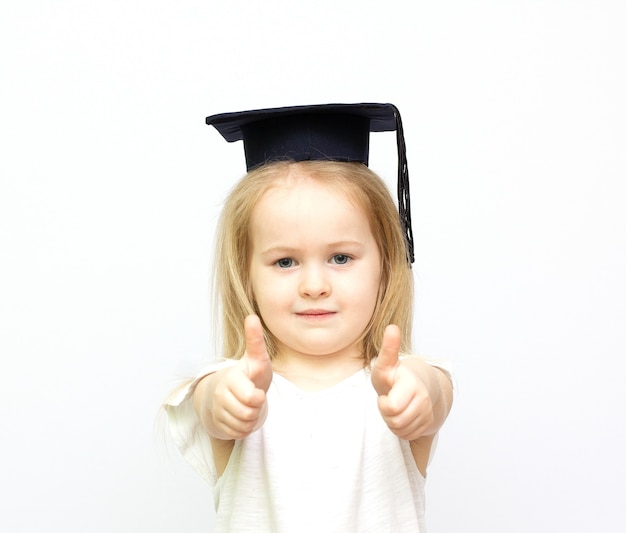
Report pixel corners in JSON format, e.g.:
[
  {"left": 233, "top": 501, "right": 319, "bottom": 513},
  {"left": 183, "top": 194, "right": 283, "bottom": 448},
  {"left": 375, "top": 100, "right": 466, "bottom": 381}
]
[{"left": 259, "top": 241, "right": 365, "bottom": 257}]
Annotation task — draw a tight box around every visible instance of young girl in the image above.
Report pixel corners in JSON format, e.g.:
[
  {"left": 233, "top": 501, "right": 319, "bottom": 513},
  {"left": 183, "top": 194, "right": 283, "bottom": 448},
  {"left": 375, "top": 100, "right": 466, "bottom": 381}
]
[{"left": 164, "top": 104, "right": 453, "bottom": 532}]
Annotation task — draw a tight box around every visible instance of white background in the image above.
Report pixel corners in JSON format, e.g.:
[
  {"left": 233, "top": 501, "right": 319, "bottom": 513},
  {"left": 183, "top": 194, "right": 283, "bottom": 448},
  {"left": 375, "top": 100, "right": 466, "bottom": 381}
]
[{"left": 1, "top": 1, "right": 625, "bottom": 531}]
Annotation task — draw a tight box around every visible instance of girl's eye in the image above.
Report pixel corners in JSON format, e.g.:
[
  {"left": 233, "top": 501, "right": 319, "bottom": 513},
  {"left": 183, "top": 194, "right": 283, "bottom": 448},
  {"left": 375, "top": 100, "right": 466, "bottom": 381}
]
[
  {"left": 331, "top": 254, "right": 351, "bottom": 265},
  {"left": 276, "top": 258, "right": 295, "bottom": 268}
]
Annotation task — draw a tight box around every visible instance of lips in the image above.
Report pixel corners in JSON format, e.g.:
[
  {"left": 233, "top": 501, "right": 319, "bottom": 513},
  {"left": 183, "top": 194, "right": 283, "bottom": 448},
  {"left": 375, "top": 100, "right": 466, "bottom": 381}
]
[{"left": 296, "top": 309, "right": 336, "bottom": 317}]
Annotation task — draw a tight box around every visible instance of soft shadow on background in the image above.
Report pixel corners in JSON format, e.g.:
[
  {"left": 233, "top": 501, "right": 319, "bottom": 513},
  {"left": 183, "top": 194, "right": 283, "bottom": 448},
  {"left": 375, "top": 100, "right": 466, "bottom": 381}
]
[{"left": 1, "top": 1, "right": 624, "bottom": 531}]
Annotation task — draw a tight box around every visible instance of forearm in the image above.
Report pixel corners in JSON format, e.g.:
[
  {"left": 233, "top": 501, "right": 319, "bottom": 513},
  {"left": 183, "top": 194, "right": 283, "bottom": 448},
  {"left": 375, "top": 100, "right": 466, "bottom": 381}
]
[
  {"left": 192, "top": 370, "right": 233, "bottom": 441},
  {"left": 403, "top": 357, "right": 453, "bottom": 435},
  {"left": 192, "top": 363, "right": 270, "bottom": 441}
]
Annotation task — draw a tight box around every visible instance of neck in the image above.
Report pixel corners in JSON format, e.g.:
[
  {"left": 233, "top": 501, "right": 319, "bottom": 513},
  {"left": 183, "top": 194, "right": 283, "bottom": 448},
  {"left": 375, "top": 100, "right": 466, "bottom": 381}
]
[{"left": 271, "top": 348, "right": 365, "bottom": 392}]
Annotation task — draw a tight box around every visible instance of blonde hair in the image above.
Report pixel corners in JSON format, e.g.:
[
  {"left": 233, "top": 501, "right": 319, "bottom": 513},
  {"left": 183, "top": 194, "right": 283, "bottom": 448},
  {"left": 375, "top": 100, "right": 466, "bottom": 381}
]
[{"left": 213, "top": 160, "right": 413, "bottom": 365}]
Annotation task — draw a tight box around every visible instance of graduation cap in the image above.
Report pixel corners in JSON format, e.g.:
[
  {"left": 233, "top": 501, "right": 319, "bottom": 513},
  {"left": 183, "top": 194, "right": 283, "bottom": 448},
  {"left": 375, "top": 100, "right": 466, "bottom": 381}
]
[{"left": 206, "top": 103, "right": 414, "bottom": 263}]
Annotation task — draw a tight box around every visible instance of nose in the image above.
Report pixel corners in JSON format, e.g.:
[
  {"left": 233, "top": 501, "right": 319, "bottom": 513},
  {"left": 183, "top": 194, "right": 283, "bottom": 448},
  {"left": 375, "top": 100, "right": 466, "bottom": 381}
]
[{"left": 299, "top": 264, "right": 331, "bottom": 299}]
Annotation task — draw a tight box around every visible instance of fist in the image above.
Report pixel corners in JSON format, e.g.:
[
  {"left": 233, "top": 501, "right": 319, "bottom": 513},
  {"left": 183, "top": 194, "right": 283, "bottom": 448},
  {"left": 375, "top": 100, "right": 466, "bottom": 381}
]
[
  {"left": 203, "top": 315, "right": 273, "bottom": 440},
  {"left": 371, "top": 325, "right": 435, "bottom": 441}
]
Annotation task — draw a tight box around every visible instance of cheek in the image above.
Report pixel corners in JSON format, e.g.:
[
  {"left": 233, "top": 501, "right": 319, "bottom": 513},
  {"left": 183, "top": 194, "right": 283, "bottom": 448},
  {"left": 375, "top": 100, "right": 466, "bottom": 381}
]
[
  {"left": 248, "top": 267, "right": 262, "bottom": 312},
  {"left": 358, "top": 262, "right": 382, "bottom": 297},
  {"left": 250, "top": 273, "right": 282, "bottom": 313}
]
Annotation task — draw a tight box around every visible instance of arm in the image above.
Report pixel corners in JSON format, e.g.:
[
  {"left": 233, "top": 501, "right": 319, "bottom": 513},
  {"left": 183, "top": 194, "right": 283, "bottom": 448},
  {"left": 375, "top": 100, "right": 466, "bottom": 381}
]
[
  {"left": 395, "top": 356, "right": 453, "bottom": 437},
  {"left": 192, "top": 315, "right": 273, "bottom": 475},
  {"left": 371, "top": 325, "right": 453, "bottom": 474}
]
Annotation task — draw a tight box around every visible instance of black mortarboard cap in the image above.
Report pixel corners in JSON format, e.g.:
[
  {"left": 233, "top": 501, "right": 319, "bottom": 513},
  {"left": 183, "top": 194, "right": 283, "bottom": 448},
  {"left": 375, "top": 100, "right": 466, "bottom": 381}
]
[{"left": 206, "top": 103, "right": 414, "bottom": 263}]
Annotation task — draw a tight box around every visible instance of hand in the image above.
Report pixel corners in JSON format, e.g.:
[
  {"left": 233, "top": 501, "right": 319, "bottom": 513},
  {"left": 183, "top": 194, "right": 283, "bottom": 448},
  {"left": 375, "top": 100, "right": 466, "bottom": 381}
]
[
  {"left": 371, "top": 325, "right": 435, "bottom": 441},
  {"left": 199, "top": 315, "right": 273, "bottom": 440}
]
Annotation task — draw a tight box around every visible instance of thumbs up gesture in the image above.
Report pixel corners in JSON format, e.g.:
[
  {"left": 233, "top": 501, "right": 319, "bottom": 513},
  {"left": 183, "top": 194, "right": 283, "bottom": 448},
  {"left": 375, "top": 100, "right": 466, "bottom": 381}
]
[
  {"left": 195, "top": 315, "right": 273, "bottom": 440},
  {"left": 371, "top": 325, "right": 436, "bottom": 441}
]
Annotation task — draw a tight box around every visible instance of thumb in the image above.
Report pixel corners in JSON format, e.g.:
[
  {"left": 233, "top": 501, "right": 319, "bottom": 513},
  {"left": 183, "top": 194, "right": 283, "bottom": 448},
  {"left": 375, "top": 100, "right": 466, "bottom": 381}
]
[
  {"left": 242, "top": 314, "right": 272, "bottom": 393},
  {"left": 371, "top": 324, "right": 401, "bottom": 396}
]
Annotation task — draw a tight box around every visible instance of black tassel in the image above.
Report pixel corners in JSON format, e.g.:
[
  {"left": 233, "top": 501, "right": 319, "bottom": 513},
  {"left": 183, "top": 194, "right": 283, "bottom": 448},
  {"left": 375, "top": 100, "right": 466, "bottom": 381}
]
[{"left": 392, "top": 105, "right": 415, "bottom": 264}]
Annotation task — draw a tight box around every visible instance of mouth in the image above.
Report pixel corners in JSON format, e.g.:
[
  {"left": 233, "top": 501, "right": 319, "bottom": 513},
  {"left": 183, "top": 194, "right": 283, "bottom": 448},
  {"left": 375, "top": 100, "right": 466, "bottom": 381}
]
[{"left": 295, "top": 309, "right": 336, "bottom": 318}]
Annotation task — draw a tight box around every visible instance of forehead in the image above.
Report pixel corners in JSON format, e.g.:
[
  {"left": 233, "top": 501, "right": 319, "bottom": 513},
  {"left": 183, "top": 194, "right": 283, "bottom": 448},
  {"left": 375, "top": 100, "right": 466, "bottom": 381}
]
[
  {"left": 260, "top": 170, "right": 368, "bottom": 213},
  {"left": 249, "top": 174, "right": 374, "bottom": 245}
]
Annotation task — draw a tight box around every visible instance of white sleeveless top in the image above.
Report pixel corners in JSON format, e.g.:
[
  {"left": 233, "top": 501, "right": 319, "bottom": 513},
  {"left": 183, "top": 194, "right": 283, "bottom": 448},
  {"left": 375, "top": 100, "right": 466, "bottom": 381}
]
[{"left": 165, "top": 363, "right": 428, "bottom": 532}]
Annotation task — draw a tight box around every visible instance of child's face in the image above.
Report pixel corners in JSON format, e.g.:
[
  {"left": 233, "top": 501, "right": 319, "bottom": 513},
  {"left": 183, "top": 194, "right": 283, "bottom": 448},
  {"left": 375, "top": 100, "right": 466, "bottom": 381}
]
[{"left": 248, "top": 174, "right": 382, "bottom": 362}]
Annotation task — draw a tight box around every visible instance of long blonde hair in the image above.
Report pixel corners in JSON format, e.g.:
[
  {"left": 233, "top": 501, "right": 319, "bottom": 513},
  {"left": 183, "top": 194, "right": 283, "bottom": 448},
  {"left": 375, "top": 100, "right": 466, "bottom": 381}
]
[{"left": 213, "top": 160, "right": 413, "bottom": 365}]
